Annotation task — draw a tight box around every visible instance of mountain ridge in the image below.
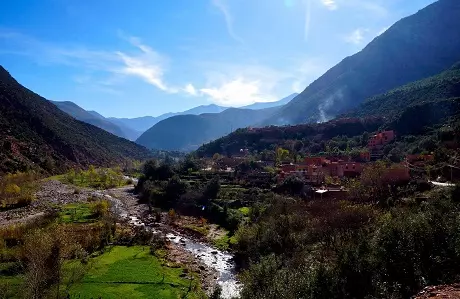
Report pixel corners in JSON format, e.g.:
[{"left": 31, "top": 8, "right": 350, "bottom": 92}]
[
  {"left": 136, "top": 106, "right": 280, "bottom": 151},
  {"left": 0, "top": 65, "right": 152, "bottom": 174},
  {"left": 263, "top": 0, "right": 460, "bottom": 126}
]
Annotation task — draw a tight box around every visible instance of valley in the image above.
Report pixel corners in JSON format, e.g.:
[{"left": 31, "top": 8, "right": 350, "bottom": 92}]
[{"left": 1, "top": 0, "right": 460, "bottom": 298}]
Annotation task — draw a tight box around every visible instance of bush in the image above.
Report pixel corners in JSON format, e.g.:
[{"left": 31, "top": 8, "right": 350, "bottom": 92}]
[{"left": 91, "top": 200, "right": 109, "bottom": 218}]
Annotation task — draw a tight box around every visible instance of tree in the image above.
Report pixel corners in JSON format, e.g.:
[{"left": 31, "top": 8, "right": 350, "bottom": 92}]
[
  {"left": 165, "top": 175, "right": 188, "bottom": 204},
  {"left": 280, "top": 174, "right": 305, "bottom": 196},
  {"left": 203, "top": 175, "right": 221, "bottom": 203},
  {"left": 143, "top": 159, "right": 159, "bottom": 179},
  {"left": 276, "top": 148, "right": 290, "bottom": 165}
]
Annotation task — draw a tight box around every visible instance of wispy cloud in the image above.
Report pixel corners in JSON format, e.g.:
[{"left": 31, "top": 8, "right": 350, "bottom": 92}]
[
  {"left": 200, "top": 78, "right": 272, "bottom": 106},
  {"left": 211, "top": 0, "right": 244, "bottom": 44},
  {"left": 344, "top": 28, "right": 368, "bottom": 44},
  {"left": 0, "top": 29, "right": 178, "bottom": 93},
  {"left": 304, "top": 0, "right": 312, "bottom": 41},
  {"left": 183, "top": 83, "right": 198, "bottom": 96},
  {"left": 321, "top": 0, "right": 338, "bottom": 10}
]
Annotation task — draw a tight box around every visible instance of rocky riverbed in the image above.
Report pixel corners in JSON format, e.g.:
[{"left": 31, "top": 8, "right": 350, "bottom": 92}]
[{"left": 1, "top": 180, "right": 241, "bottom": 298}]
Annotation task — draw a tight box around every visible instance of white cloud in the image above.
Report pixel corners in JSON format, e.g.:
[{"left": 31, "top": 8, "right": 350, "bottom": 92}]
[
  {"left": 211, "top": 0, "right": 244, "bottom": 44},
  {"left": 183, "top": 83, "right": 198, "bottom": 96},
  {"left": 200, "top": 78, "right": 274, "bottom": 106},
  {"left": 344, "top": 28, "right": 368, "bottom": 44},
  {"left": 321, "top": 0, "right": 338, "bottom": 10}
]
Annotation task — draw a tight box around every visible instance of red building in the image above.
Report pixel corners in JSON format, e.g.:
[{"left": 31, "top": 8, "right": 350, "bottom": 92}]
[
  {"left": 342, "top": 162, "right": 363, "bottom": 178},
  {"left": 368, "top": 131, "right": 395, "bottom": 149}
]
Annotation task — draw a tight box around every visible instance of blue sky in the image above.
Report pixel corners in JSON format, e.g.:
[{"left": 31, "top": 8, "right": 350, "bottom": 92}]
[{"left": 0, "top": 0, "right": 436, "bottom": 118}]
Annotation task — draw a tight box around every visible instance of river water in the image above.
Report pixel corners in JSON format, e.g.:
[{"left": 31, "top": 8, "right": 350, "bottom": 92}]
[
  {"left": 166, "top": 232, "right": 240, "bottom": 298},
  {"left": 96, "top": 190, "right": 241, "bottom": 298}
]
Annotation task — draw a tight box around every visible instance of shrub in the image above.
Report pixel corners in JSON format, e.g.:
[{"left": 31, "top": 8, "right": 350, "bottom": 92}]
[{"left": 91, "top": 200, "right": 109, "bottom": 218}]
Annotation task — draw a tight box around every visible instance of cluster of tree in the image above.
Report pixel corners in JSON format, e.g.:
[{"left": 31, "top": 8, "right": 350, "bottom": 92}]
[
  {"left": 196, "top": 117, "right": 383, "bottom": 157},
  {"left": 235, "top": 185, "right": 460, "bottom": 299},
  {"left": 0, "top": 171, "right": 39, "bottom": 210},
  {"left": 135, "top": 158, "right": 266, "bottom": 233},
  {"left": 64, "top": 166, "right": 128, "bottom": 189}
]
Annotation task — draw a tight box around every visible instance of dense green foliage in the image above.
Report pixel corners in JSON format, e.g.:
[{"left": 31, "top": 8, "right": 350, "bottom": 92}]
[
  {"left": 59, "top": 166, "right": 131, "bottom": 189},
  {"left": 236, "top": 187, "right": 460, "bottom": 299},
  {"left": 348, "top": 63, "right": 460, "bottom": 120},
  {"left": 0, "top": 66, "right": 152, "bottom": 174},
  {"left": 197, "top": 117, "right": 383, "bottom": 157},
  {"left": 263, "top": 0, "right": 460, "bottom": 125},
  {"left": 135, "top": 158, "right": 275, "bottom": 234},
  {"left": 136, "top": 107, "right": 280, "bottom": 151}
]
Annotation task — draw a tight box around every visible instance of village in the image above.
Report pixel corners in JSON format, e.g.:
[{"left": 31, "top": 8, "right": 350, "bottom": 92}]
[{"left": 199, "top": 129, "right": 458, "bottom": 200}]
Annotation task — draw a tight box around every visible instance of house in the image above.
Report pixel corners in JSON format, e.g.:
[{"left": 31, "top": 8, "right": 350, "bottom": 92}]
[
  {"left": 326, "top": 162, "right": 344, "bottom": 178},
  {"left": 342, "top": 162, "right": 363, "bottom": 178},
  {"left": 360, "top": 151, "right": 371, "bottom": 162},
  {"left": 368, "top": 131, "right": 395, "bottom": 150},
  {"left": 303, "top": 157, "right": 328, "bottom": 166}
]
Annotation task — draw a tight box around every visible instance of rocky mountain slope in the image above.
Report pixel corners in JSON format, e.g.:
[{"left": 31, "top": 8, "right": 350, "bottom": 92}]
[
  {"left": 0, "top": 66, "right": 152, "bottom": 173},
  {"left": 263, "top": 0, "right": 460, "bottom": 125}
]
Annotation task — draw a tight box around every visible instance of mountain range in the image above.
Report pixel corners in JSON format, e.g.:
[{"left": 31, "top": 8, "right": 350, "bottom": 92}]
[
  {"left": 136, "top": 107, "right": 280, "bottom": 151},
  {"left": 133, "top": 0, "right": 460, "bottom": 151},
  {"left": 50, "top": 93, "right": 298, "bottom": 147},
  {"left": 108, "top": 93, "right": 298, "bottom": 134},
  {"left": 262, "top": 0, "right": 460, "bottom": 125},
  {"left": 135, "top": 93, "right": 298, "bottom": 151},
  {"left": 0, "top": 66, "right": 152, "bottom": 174},
  {"left": 197, "top": 62, "right": 460, "bottom": 157}
]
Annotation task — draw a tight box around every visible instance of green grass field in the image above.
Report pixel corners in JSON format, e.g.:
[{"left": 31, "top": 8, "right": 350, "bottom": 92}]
[
  {"left": 58, "top": 203, "right": 97, "bottom": 223},
  {"left": 69, "top": 246, "right": 204, "bottom": 299},
  {"left": 0, "top": 262, "right": 22, "bottom": 298}
]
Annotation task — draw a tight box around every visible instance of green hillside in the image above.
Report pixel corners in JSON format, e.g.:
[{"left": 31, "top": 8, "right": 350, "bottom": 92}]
[{"left": 347, "top": 62, "right": 460, "bottom": 120}]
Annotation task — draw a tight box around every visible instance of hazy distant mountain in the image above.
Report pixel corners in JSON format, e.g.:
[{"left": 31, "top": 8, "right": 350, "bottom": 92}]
[
  {"left": 0, "top": 66, "right": 151, "bottom": 173},
  {"left": 241, "top": 93, "right": 298, "bottom": 110},
  {"left": 51, "top": 101, "right": 128, "bottom": 139},
  {"left": 109, "top": 96, "right": 296, "bottom": 134},
  {"left": 109, "top": 105, "right": 227, "bottom": 133},
  {"left": 263, "top": 0, "right": 460, "bottom": 125},
  {"left": 136, "top": 106, "right": 280, "bottom": 151}
]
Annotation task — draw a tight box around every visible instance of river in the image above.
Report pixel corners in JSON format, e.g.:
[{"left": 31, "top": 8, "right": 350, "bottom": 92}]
[{"left": 98, "top": 190, "right": 241, "bottom": 299}]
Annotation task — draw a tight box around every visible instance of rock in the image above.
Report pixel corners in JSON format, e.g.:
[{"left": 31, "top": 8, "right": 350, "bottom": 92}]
[
  {"left": 199, "top": 265, "right": 206, "bottom": 270},
  {"left": 211, "top": 250, "right": 218, "bottom": 254}
]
